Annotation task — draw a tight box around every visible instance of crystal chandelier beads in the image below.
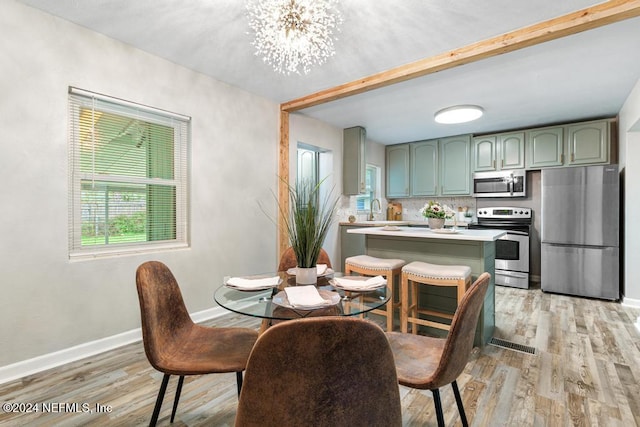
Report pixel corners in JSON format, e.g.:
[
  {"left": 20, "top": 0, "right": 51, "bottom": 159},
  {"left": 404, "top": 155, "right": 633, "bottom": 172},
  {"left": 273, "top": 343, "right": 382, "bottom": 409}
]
[{"left": 247, "top": 0, "right": 342, "bottom": 75}]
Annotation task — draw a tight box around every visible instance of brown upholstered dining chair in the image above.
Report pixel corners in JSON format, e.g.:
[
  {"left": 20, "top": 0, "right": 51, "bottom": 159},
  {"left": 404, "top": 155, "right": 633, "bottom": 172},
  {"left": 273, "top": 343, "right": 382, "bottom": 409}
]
[
  {"left": 235, "top": 317, "right": 402, "bottom": 427},
  {"left": 136, "top": 261, "right": 259, "bottom": 426},
  {"left": 276, "top": 246, "right": 333, "bottom": 272},
  {"left": 386, "top": 272, "right": 491, "bottom": 427}
]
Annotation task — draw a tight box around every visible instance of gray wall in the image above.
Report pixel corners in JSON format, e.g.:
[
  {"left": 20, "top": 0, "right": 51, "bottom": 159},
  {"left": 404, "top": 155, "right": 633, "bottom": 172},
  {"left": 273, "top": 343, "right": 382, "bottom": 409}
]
[
  {"left": 619, "top": 77, "right": 640, "bottom": 302},
  {"left": 0, "top": 1, "right": 279, "bottom": 366}
]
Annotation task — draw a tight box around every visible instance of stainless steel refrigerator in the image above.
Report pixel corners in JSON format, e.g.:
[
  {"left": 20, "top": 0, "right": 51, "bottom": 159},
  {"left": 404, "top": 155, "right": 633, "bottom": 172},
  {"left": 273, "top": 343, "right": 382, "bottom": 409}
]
[{"left": 541, "top": 165, "right": 619, "bottom": 300}]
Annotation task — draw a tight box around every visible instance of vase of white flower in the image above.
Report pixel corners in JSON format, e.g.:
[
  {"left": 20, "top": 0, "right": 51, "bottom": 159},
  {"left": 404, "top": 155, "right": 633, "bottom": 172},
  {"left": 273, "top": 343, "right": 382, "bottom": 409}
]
[
  {"left": 427, "top": 217, "right": 445, "bottom": 230},
  {"left": 420, "top": 200, "right": 454, "bottom": 230}
]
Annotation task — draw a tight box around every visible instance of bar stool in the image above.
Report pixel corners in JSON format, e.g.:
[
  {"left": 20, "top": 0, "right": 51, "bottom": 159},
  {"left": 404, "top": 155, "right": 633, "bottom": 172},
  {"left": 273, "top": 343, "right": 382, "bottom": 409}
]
[
  {"left": 344, "top": 255, "right": 405, "bottom": 331},
  {"left": 401, "top": 261, "right": 472, "bottom": 334}
]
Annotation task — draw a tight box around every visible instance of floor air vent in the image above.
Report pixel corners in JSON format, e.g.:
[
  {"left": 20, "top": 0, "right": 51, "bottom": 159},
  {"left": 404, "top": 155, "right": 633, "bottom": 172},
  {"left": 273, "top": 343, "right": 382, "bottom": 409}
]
[{"left": 489, "top": 337, "right": 536, "bottom": 355}]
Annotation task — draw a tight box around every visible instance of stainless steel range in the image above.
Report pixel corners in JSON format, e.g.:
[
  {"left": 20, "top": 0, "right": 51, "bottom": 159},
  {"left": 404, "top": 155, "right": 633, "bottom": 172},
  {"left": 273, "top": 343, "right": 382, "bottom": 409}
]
[{"left": 469, "top": 207, "right": 532, "bottom": 289}]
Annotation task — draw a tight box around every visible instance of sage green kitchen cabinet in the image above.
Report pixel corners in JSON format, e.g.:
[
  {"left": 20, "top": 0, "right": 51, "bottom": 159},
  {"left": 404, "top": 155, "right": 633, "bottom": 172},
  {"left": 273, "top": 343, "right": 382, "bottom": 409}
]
[
  {"left": 343, "top": 126, "right": 366, "bottom": 195},
  {"left": 473, "top": 132, "right": 524, "bottom": 171},
  {"left": 472, "top": 135, "right": 496, "bottom": 172},
  {"left": 386, "top": 143, "right": 410, "bottom": 198},
  {"left": 526, "top": 119, "right": 612, "bottom": 169},
  {"left": 500, "top": 132, "right": 525, "bottom": 170},
  {"left": 567, "top": 120, "right": 609, "bottom": 165},
  {"left": 526, "top": 126, "right": 564, "bottom": 169},
  {"left": 439, "top": 135, "right": 471, "bottom": 195},
  {"left": 410, "top": 140, "right": 438, "bottom": 196},
  {"left": 340, "top": 225, "right": 366, "bottom": 271}
]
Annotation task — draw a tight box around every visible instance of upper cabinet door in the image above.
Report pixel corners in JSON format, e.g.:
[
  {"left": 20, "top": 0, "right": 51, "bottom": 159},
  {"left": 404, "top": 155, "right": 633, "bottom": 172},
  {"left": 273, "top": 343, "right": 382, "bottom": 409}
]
[
  {"left": 440, "top": 135, "right": 471, "bottom": 195},
  {"left": 343, "top": 126, "right": 366, "bottom": 195},
  {"left": 410, "top": 140, "right": 438, "bottom": 196},
  {"left": 499, "top": 132, "right": 525, "bottom": 170},
  {"left": 526, "top": 127, "right": 564, "bottom": 169},
  {"left": 472, "top": 136, "right": 497, "bottom": 172},
  {"left": 386, "top": 144, "right": 410, "bottom": 198},
  {"left": 567, "top": 121, "right": 609, "bottom": 165}
]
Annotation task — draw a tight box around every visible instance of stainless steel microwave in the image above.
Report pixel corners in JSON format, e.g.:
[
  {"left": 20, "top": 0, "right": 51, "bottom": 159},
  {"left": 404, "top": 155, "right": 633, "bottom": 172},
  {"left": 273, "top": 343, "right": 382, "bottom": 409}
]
[{"left": 472, "top": 170, "right": 526, "bottom": 198}]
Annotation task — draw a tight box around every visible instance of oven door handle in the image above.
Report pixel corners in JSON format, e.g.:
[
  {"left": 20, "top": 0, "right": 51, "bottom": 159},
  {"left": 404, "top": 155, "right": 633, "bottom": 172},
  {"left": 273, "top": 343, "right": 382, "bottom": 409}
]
[
  {"left": 501, "top": 230, "right": 529, "bottom": 237},
  {"left": 495, "top": 270, "right": 529, "bottom": 279}
]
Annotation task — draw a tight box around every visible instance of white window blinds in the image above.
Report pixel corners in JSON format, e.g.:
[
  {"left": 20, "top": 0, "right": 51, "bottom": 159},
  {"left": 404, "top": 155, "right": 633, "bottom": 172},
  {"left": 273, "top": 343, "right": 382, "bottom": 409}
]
[{"left": 68, "top": 87, "right": 190, "bottom": 258}]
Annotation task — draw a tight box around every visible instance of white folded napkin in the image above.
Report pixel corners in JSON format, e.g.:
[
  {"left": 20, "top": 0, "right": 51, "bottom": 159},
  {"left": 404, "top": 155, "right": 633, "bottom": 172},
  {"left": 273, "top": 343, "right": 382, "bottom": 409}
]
[
  {"left": 226, "top": 276, "right": 280, "bottom": 289},
  {"left": 333, "top": 275, "right": 386, "bottom": 290},
  {"left": 284, "top": 285, "right": 331, "bottom": 308}
]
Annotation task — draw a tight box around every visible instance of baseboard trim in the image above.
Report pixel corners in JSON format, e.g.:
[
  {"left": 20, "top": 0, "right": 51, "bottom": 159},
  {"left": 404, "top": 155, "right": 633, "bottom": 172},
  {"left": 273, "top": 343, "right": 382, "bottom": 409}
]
[
  {"left": 620, "top": 297, "right": 640, "bottom": 334},
  {"left": 0, "top": 304, "right": 244, "bottom": 385},
  {"left": 621, "top": 296, "right": 640, "bottom": 309}
]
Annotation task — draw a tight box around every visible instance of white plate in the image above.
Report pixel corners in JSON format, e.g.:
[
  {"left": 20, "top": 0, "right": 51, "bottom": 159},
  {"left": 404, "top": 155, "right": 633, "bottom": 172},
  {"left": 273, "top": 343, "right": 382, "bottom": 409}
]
[
  {"left": 286, "top": 267, "right": 334, "bottom": 277},
  {"left": 329, "top": 277, "right": 387, "bottom": 291},
  {"left": 382, "top": 225, "right": 400, "bottom": 231},
  {"left": 431, "top": 228, "right": 459, "bottom": 234},
  {"left": 272, "top": 289, "right": 340, "bottom": 309}
]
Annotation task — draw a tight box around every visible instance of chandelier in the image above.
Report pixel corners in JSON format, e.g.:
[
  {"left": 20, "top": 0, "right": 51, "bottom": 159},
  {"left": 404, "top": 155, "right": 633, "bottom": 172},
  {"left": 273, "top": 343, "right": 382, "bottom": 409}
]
[{"left": 247, "top": 0, "right": 342, "bottom": 75}]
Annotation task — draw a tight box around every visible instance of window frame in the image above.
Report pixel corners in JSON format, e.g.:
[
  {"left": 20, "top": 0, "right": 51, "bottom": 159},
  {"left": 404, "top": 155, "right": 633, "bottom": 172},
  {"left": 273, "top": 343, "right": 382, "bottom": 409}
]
[
  {"left": 68, "top": 87, "right": 190, "bottom": 259},
  {"left": 356, "top": 164, "right": 381, "bottom": 212}
]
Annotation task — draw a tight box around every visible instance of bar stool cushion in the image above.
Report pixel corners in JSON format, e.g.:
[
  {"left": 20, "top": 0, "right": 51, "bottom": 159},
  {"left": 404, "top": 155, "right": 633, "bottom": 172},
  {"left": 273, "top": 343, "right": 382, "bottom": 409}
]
[
  {"left": 402, "top": 261, "right": 471, "bottom": 280},
  {"left": 345, "top": 255, "right": 405, "bottom": 271}
]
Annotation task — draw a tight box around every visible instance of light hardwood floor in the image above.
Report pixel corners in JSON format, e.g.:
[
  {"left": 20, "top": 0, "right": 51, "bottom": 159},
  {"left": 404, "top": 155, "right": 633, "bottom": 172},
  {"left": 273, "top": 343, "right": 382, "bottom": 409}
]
[{"left": 1, "top": 285, "right": 639, "bottom": 426}]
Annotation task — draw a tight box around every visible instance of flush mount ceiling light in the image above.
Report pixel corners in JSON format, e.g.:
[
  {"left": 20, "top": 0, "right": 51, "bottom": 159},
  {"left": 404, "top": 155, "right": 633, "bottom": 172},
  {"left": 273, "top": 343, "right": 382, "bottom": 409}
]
[
  {"left": 434, "top": 105, "right": 484, "bottom": 124},
  {"left": 246, "top": 0, "right": 342, "bottom": 75}
]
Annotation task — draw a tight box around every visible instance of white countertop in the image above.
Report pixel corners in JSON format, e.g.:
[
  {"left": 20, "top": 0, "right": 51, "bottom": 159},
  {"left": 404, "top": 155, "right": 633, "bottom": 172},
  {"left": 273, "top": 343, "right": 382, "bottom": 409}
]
[
  {"left": 347, "top": 226, "right": 506, "bottom": 242},
  {"left": 339, "top": 220, "right": 471, "bottom": 227}
]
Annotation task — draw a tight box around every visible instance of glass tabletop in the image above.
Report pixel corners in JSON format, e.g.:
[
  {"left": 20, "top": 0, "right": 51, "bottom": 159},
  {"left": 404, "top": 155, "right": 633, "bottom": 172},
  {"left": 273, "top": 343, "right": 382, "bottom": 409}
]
[{"left": 214, "top": 271, "right": 390, "bottom": 320}]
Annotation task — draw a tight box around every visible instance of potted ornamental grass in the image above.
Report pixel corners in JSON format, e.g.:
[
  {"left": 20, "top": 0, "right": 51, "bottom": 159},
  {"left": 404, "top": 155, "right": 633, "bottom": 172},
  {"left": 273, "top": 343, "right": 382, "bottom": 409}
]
[
  {"left": 278, "top": 177, "right": 339, "bottom": 284},
  {"left": 420, "top": 200, "right": 455, "bottom": 229}
]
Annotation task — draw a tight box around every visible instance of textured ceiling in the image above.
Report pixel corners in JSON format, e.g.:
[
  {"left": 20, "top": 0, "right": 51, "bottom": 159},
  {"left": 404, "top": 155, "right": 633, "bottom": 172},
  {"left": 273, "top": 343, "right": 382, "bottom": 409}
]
[{"left": 16, "top": 0, "right": 640, "bottom": 144}]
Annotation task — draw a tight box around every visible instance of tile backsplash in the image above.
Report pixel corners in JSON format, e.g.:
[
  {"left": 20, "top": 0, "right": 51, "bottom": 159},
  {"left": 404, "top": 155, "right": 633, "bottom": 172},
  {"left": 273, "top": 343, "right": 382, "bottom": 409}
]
[{"left": 337, "top": 195, "right": 477, "bottom": 222}]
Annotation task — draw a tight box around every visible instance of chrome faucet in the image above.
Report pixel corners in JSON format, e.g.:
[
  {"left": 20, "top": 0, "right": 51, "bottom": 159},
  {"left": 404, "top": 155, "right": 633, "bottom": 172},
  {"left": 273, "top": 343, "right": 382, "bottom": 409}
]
[{"left": 368, "top": 198, "right": 381, "bottom": 221}]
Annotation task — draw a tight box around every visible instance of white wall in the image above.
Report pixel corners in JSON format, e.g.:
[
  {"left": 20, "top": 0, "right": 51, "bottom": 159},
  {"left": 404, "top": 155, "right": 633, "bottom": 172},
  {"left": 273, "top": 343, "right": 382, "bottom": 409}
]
[
  {"left": 619, "top": 77, "right": 640, "bottom": 303},
  {"left": 0, "top": 1, "right": 279, "bottom": 367},
  {"left": 288, "top": 113, "right": 343, "bottom": 265}
]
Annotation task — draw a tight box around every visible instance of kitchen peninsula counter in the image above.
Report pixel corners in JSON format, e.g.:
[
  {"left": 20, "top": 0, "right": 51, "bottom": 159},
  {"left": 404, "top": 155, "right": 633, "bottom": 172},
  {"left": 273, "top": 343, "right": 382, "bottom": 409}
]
[
  {"left": 347, "top": 226, "right": 504, "bottom": 345},
  {"left": 347, "top": 226, "right": 503, "bottom": 241}
]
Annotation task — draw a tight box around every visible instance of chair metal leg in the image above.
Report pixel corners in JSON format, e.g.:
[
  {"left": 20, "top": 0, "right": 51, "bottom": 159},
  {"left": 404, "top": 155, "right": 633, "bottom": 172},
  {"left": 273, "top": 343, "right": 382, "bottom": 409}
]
[
  {"left": 236, "top": 371, "right": 243, "bottom": 396},
  {"left": 170, "top": 375, "right": 185, "bottom": 423},
  {"left": 432, "top": 388, "right": 445, "bottom": 427},
  {"left": 452, "top": 380, "right": 469, "bottom": 427},
  {"left": 150, "top": 373, "right": 170, "bottom": 427}
]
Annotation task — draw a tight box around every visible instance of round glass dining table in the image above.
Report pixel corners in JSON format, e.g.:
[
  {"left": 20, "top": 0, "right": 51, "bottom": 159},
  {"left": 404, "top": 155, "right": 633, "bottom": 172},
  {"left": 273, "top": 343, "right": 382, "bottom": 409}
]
[{"left": 214, "top": 271, "right": 390, "bottom": 323}]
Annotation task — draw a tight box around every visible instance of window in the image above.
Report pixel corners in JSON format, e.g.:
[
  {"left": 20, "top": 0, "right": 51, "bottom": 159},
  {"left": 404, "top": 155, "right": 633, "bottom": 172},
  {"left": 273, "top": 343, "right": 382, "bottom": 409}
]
[
  {"left": 68, "top": 87, "right": 190, "bottom": 258},
  {"left": 356, "top": 165, "right": 381, "bottom": 211}
]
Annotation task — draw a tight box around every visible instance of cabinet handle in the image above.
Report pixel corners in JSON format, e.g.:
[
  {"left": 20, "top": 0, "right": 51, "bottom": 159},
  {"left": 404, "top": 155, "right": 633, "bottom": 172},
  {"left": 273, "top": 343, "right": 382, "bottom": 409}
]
[
  {"left": 561, "top": 153, "right": 564, "bottom": 163},
  {"left": 493, "top": 160, "right": 496, "bottom": 169},
  {"left": 571, "top": 153, "right": 574, "bottom": 162},
  {"left": 501, "top": 159, "right": 504, "bottom": 168}
]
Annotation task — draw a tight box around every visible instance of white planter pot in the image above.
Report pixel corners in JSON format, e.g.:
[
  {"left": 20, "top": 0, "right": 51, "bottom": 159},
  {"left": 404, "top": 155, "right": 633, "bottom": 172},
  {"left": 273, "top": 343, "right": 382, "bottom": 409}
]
[{"left": 296, "top": 267, "right": 317, "bottom": 285}]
